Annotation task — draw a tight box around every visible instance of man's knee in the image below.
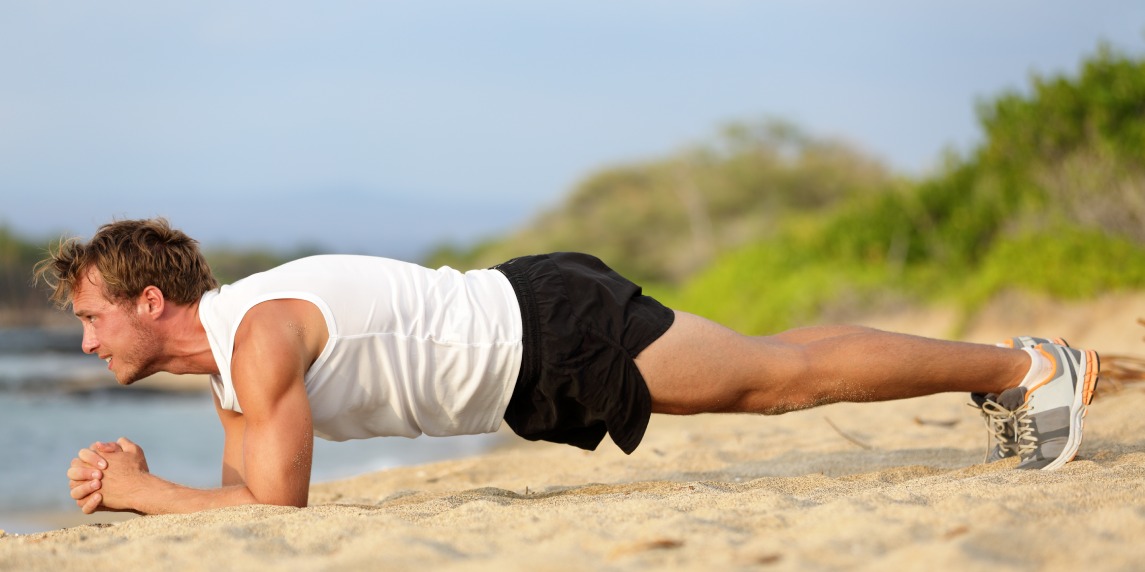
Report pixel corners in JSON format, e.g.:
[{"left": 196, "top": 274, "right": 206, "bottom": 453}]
[
  {"left": 727, "top": 343, "right": 823, "bottom": 414},
  {"left": 640, "top": 317, "right": 819, "bottom": 415}
]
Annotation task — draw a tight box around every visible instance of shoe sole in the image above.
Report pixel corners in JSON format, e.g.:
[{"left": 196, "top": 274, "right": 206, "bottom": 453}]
[{"left": 1039, "top": 348, "right": 1101, "bottom": 471}]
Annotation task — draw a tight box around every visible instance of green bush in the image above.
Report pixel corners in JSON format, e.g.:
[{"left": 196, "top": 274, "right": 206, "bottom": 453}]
[
  {"left": 966, "top": 226, "right": 1145, "bottom": 306},
  {"left": 654, "top": 235, "right": 899, "bottom": 334}
]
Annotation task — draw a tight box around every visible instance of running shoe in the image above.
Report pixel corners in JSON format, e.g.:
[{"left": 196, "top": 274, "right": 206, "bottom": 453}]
[
  {"left": 998, "top": 342, "right": 1100, "bottom": 470},
  {"left": 971, "top": 336, "right": 1066, "bottom": 463}
]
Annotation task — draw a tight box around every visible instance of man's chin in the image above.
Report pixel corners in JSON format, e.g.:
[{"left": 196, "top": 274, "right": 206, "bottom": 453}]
[{"left": 113, "top": 369, "right": 152, "bottom": 386}]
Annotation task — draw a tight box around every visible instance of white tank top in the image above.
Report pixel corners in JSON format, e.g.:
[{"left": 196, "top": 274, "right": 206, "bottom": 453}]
[{"left": 197, "top": 255, "right": 523, "bottom": 441}]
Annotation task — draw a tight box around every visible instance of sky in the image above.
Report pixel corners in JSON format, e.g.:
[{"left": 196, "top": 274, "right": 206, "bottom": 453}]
[{"left": 2, "top": 1, "right": 1143, "bottom": 260}]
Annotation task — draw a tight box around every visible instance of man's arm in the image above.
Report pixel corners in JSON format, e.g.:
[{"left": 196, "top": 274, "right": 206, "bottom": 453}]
[
  {"left": 68, "top": 299, "right": 325, "bottom": 515},
  {"left": 70, "top": 437, "right": 260, "bottom": 514},
  {"left": 66, "top": 399, "right": 251, "bottom": 514},
  {"left": 225, "top": 303, "right": 316, "bottom": 508}
]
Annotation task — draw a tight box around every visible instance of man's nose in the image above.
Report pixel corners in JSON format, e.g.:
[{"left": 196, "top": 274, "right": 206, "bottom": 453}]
[{"left": 82, "top": 328, "right": 98, "bottom": 354}]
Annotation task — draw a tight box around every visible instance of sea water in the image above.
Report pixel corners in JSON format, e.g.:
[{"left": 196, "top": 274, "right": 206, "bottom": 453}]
[{"left": 0, "top": 352, "right": 500, "bottom": 534}]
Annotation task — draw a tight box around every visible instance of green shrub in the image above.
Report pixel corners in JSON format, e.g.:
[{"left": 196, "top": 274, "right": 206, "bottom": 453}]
[{"left": 965, "top": 226, "right": 1145, "bottom": 307}]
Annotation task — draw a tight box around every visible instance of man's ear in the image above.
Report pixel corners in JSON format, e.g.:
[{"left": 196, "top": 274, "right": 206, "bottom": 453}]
[{"left": 138, "top": 286, "right": 165, "bottom": 319}]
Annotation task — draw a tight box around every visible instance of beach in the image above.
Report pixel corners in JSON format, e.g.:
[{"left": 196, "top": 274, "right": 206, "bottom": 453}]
[
  {"left": 4, "top": 390, "right": 1145, "bottom": 571},
  {"left": 3, "top": 294, "right": 1145, "bottom": 571}
]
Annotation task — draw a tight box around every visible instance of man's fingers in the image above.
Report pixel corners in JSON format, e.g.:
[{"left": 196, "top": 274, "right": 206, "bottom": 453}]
[
  {"left": 92, "top": 441, "right": 122, "bottom": 453},
  {"left": 117, "top": 437, "right": 140, "bottom": 454},
  {"left": 70, "top": 479, "right": 101, "bottom": 500},
  {"left": 81, "top": 493, "right": 102, "bottom": 514},
  {"left": 67, "top": 466, "right": 101, "bottom": 482},
  {"left": 97, "top": 439, "right": 123, "bottom": 453},
  {"left": 78, "top": 447, "right": 108, "bottom": 469}
]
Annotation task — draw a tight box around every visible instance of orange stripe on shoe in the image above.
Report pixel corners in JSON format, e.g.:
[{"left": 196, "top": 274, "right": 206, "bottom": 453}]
[
  {"left": 1083, "top": 350, "right": 1099, "bottom": 405},
  {"left": 1026, "top": 345, "right": 1061, "bottom": 393}
]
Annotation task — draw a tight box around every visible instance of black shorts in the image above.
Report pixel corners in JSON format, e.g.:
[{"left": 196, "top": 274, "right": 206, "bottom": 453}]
[{"left": 493, "top": 253, "right": 675, "bottom": 454}]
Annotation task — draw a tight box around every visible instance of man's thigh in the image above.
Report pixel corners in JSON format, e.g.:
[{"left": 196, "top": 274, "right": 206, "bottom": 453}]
[{"left": 635, "top": 311, "right": 800, "bottom": 414}]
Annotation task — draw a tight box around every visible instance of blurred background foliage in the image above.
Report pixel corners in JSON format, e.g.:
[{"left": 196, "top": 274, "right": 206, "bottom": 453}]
[
  {"left": 6, "top": 43, "right": 1144, "bottom": 332},
  {"left": 427, "top": 119, "right": 897, "bottom": 285},
  {"left": 431, "top": 43, "right": 1145, "bottom": 334}
]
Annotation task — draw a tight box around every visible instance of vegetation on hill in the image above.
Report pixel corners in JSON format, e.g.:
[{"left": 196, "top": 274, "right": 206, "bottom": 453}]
[
  {"left": 0, "top": 226, "right": 57, "bottom": 325},
  {"left": 664, "top": 44, "right": 1145, "bottom": 333},
  {"left": 432, "top": 43, "right": 1145, "bottom": 334},
  {"left": 427, "top": 120, "right": 899, "bottom": 285}
]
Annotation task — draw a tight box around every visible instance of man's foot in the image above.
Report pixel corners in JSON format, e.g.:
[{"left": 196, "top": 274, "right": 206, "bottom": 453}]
[
  {"left": 998, "top": 342, "right": 1100, "bottom": 470},
  {"left": 971, "top": 336, "right": 1067, "bottom": 462}
]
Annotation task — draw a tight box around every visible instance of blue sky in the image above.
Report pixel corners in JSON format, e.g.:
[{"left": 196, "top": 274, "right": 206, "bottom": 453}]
[{"left": 2, "top": 1, "right": 1142, "bottom": 260}]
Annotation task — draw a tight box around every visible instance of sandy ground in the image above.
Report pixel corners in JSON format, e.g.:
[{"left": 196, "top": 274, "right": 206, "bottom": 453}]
[{"left": 2, "top": 292, "right": 1144, "bottom": 571}]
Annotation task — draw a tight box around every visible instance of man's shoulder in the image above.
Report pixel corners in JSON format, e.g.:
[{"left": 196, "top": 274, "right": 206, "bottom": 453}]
[{"left": 235, "top": 299, "right": 327, "bottom": 346}]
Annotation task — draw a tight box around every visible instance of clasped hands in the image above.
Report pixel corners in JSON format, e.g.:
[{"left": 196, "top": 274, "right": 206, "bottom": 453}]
[{"left": 66, "top": 437, "right": 150, "bottom": 514}]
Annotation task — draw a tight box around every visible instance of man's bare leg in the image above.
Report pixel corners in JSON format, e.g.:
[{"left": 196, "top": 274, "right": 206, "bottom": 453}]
[{"left": 635, "top": 311, "right": 1030, "bottom": 415}]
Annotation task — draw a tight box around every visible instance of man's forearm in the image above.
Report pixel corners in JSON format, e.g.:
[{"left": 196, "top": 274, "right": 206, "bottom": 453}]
[{"left": 113, "top": 473, "right": 263, "bottom": 515}]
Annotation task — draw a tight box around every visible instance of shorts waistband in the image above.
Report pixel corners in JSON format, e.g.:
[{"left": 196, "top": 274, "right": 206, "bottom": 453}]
[{"left": 492, "top": 256, "right": 543, "bottom": 388}]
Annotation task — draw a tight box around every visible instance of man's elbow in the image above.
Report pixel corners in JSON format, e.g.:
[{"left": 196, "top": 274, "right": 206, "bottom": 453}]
[
  {"left": 265, "top": 494, "right": 308, "bottom": 509},
  {"left": 263, "top": 498, "right": 308, "bottom": 509},
  {"left": 250, "top": 489, "right": 309, "bottom": 509}
]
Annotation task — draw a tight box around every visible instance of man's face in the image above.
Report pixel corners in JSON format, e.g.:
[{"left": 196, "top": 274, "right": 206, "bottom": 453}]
[{"left": 70, "top": 267, "right": 161, "bottom": 385}]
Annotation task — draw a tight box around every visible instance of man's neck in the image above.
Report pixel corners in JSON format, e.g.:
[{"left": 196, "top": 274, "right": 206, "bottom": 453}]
[{"left": 154, "top": 299, "right": 219, "bottom": 376}]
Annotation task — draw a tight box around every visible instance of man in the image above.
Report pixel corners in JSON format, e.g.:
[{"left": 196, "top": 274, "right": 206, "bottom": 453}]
[{"left": 40, "top": 218, "right": 1099, "bottom": 516}]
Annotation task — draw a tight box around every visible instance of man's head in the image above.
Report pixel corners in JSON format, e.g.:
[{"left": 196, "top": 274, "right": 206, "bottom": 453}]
[{"left": 34, "top": 218, "right": 218, "bottom": 383}]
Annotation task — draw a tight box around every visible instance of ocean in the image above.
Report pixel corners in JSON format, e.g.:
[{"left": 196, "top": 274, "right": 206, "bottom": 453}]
[{"left": 0, "top": 329, "right": 500, "bottom": 534}]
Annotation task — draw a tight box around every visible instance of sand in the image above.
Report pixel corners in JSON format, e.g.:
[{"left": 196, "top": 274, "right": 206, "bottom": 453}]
[{"left": 3, "top": 293, "right": 1145, "bottom": 571}]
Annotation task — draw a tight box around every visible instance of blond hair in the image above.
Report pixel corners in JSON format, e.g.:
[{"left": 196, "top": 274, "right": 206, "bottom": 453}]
[{"left": 34, "top": 218, "right": 219, "bottom": 309}]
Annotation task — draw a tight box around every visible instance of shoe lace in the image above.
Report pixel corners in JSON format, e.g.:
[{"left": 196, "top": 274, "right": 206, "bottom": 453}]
[
  {"left": 1010, "top": 403, "right": 1038, "bottom": 459},
  {"left": 975, "top": 399, "right": 1018, "bottom": 462}
]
